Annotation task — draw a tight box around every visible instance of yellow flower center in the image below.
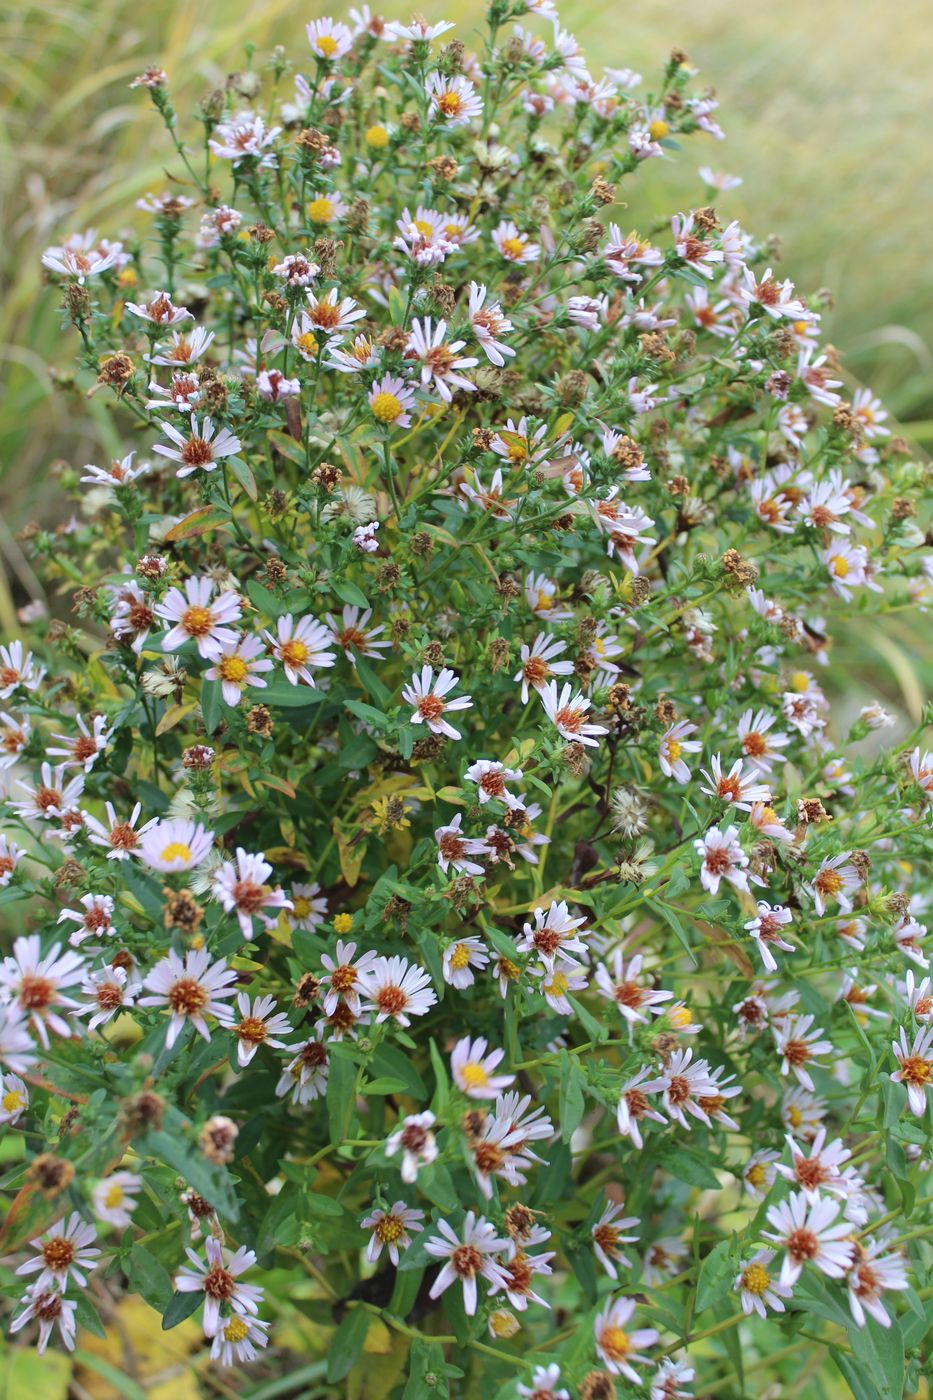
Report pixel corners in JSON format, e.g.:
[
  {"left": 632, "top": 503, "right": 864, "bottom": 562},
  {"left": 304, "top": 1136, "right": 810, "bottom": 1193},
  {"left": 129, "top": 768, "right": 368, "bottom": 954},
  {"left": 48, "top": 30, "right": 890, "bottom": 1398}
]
[
  {"left": 314, "top": 34, "right": 338, "bottom": 57},
  {"left": 181, "top": 605, "right": 214, "bottom": 637},
  {"left": 334, "top": 913, "right": 353, "bottom": 934},
  {"left": 376, "top": 1214, "right": 404, "bottom": 1243},
  {"left": 2, "top": 1089, "right": 24, "bottom": 1113},
  {"left": 790, "top": 671, "right": 810, "bottom": 692},
  {"left": 460, "top": 1062, "right": 490, "bottom": 1089},
  {"left": 292, "top": 896, "right": 311, "bottom": 919},
  {"left": 224, "top": 1316, "right": 250, "bottom": 1343},
  {"left": 219, "top": 655, "right": 248, "bottom": 683},
  {"left": 649, "top": 118, "right": 669, "bottom": 139},
  {"left": 371, "top": 391, "right": 403, "bottom": 423},
  {"left": 746, "top": 1161, "right": 766, "bottom": 1188},
  {"left": 104, "top": 1183, "right": 125, "bottom": 1209},
  {"left": 437, "top": 91, "right": 462, "bottom": 117},
  {"left": 742, "top": 1262, "right": 771, "bottom": 1295},
  {"left": 501, "top": 237, "right": 526, "bottom": 260},
  {"left": 666, "top": 738, "right": 682, "bottom": 763},
  {"left": 787, "top": 1105, "right": 803, "bottom": 1127},
  {"left": 670, "top": 1005, "right": 692, "bottom": 1027},
  {"left": 449, "top": 943, "right": 471, "bottom": 970},
  {"left": 831, "top": 557, "right": 849, "bottom": 578},
  {"left": 308, "top": 197, "right": 336, "bottom": 223},
  {"left": 296, "top": 331, "right": 319, "bottom": 356},
  {"left": 161, "top": 842, "right": 193, "bottom": 864},
  {"left": 546, "top": 971, "right": 569, "bottom": 997},
  {"left": 599, "top": 1325, "right": 631, "bottom": 1361},
  {"left": 366, "top": 124, "right": 389, "bottom": 148},
  {"left": 280, "top": 639, "right": 309, "bottom": 668}
]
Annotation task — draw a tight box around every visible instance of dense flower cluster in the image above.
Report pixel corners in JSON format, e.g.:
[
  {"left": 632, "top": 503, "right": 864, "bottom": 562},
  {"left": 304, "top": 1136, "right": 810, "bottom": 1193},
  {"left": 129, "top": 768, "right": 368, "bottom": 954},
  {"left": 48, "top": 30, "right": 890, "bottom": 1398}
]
[{"left": 4, "top": 4, "right": 932, "bottom": 1396}]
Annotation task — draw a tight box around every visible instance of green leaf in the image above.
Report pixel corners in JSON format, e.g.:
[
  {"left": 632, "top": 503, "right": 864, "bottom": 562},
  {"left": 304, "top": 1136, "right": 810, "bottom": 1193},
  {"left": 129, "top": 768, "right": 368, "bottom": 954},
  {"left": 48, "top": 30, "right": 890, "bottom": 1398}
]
[
  {"left": 263, "top": 680, "right": 328, "bottom": 709},
  {"left": 125, "top": 1244, "right": 173, "bottom": 1311},
  {"left": 200, "top": 678, "right": 222, "bottom": 732},
  {"left": 71, "top": 1289, "right": 106, "bottom": 1339},
  {"left": 694, "top": 1239, "right": 735, "bottom": 1313},
  {"left": 333, "top": 578, "right": 370, "bottom": 609},
  {"left": 143, "top": 1129, "right": 239, "bottom": 1221},
  {"left": 345, "top": 699, "right": 389, "bottom": 729},
  {"left": 327, "top": 1307, "right": 371, "bottom": 1382},
  {"left": 327, "top": 1045, "right": 358, "bottom": 1144},
  {"left": 558, "top": 1051, "right": 585, "bottom": 1143},
  {"left": 227, "top": 455, "right": 258, "bottom": 500},
  {"left": 161, "top": 1287, "right": 202, "bottom": 1331}
]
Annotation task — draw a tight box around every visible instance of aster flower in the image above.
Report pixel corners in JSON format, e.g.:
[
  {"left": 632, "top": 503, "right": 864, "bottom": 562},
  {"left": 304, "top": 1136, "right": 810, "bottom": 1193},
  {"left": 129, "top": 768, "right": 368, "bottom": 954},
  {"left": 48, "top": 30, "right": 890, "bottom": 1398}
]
[
  {"left": 319, "top": 940, "right": 378, "bottom": 1015},
  {"left": 518, "top": 1366, "right": 569, "bottom": 1400},
  {"left": 306, "top": 16, "right": 353, "bottom": 60},
  {"left": 125, "top": 291, "right": 192, "bottom": 325},
  {"left": 74, "top": 965, "right": 139, "bottom": 1031},
  {"left": 808, "top": 853, "right": 861, "bottom": 916},
  {"left": 153, "top": 414, "right": 241, "bottom": 478},
  {"left": 641, "top": 1048, "right": 718, "bottom": 1129},
  {"left": 216, "top": 993, "right": 293, "bottom": 1068},
  {"left": 10, "top": 1285, "right": 77, "bottom": 1354},
  {"left": 0, "top": 1069, "right": 28, "bottom": 1125},
  {"left": 211, "top": 848, "right": 292, "bottom": 940},
  {"left": 0, "top": 1003, "right": 39, "bottom": 1074},
  {"left": 262, "top": 614, "right": 336, "bottom": 687},
  {"left": 442, "top": 935, "right": 490, "bottom": 989},
  {"left": 539, "top": 680, "right": 608, "bottom": 747},
  {"left": 743, "top": 1148, "right": 780, "bottom": 1199},
  {"left": 513, "top": 633, "right": 574, "bottom": 703},
  {"left": 0, "top": 833, "right": 22, "bottom": 884},
  {"left": 591, "top": 1200, "right": 640, "bottom": 1280},
  {"left": 403, "top": 665, "right": 473, "bottom": 740},
  {"left": 847, "top": 1243, "right": 909, "bottom": 1328},
  {"left": 435, "top": 812, "right": 490, "bottom": 876},
  {"left": 451, "top": 1035, "right": 515, "bottom": 1099},
  {"left": 204, "top": 634, "right": 274, "bottom": 706},
  {"left": 361, "top": 1201, "right": 424, "bottom": 1266},
  {"left": 175, "top": 1237, "right": 263, "bottom": 1337},
  {"left": 594, "top": 949, "right": 672, "bottom": 1024},
  {"left": 616, "top": 1068, "right": 667, "bottom": 1149},
  {"left": 287, "top": 881, "right": 328, "bottom": 932},
  {"left": 0, "top": 934, "right": 85, "bottom": 1047},
  {"left": 359, "top": 955, "right": 437, "bottom": 1026},
  {"left": 694, "top": 825, "right": 749, "bottom": 895},
  {"left": 0, "top": 640, "right": 45, "bottom": 697},
  {"left": 744, "top": 902, "right": 795, "bottom": 972},
  {"left": 276, "top": 1031, "right": 330, "bottom": 1104},
  {"left": 155, "top": 576, "right": 242, "bottom": 660},
  {"left": 385, "top": 1111, "right": 438, "bottom": 1183},
  {"left": 138, "top": 817, "right": 214, "bottom": 873},
  {"left": 700, "top": 754, "right": 772, "bottom": 811},
  {"left": 773, "top": 1014, "right": 833, "bottom": 1091},
  {"left": 518, "top": 900, "right": 590, "bottom": 971},
  {"left": 593, "top": 1295, "right": 659, "bottom": 1382},
  {"left": 84, "top": 801, "right": 154, "bottom": 860},
  {"left": 405, "top": 317, "right": 478, "bottom": 402},
  {"left": 467, "top": 282, "right": 515, "bottom": 365},
  {"left": 140, "top": 948, "right": 237, "bottom": 1046},
  {"left": 735, "top": 1249, "right": 793, "bottom": 1318},
  {"left": 323, "top": 605, "right": 391, "bottom": 660},
  {"left": 211, "top": 1315, "right": 271, "bottom": 1367},
  {"left": 492, "top": 220, "right": 540, "bottom": 264},
  {"left": 17, "top": 1213, "right": 100, "bottom": 1291},
  {"left": 425, "top": 71, "right": 482, "bottom": 126},
  {"left": 92, "top": 1171, "right": 143, "bottom": 1230},
  {"left": 764, "top": 1191, "right": 855, "bottom": 1286},
  {"left": 775, "top": 1126, "right": 851, "bottom": 1202},
  {"left": 209, "top": 112, "right": 280, "bottom": 169},
  {"left": 424, "top": 1212, "right": 511, "bottom": 1316},
  {"left": 11, "top": 763, "right": 85, "bottom": 825},
  {"left": 891, "top": 1024, "right": 933, "bottom": 1116},
  {"left": 659, "top": 720, "right": 702, "bottom": 784},
  {"left": 368, "top": 372, "right": 417, "bottom": 428}
]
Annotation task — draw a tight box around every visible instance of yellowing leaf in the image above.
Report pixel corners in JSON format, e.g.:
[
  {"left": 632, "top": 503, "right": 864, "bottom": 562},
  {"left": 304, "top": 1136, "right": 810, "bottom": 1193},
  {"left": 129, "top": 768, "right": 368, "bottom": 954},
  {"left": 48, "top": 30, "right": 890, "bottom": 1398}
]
[
  {"left": 155, "top": 702, "right": 196, "bottom": 736},
  {"left": 163, "top": 505, "right": 231, "bottom": 542},
  {"left": 335, "top": 824, "right": 367, "bottom": 887}
]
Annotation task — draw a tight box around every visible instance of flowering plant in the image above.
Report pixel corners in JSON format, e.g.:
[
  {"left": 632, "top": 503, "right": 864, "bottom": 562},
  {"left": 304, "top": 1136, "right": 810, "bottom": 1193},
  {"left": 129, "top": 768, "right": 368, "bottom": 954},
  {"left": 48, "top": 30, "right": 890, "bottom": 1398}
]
[{"left": 4, "top": 4, "right": 933, "bottom": 1397}]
